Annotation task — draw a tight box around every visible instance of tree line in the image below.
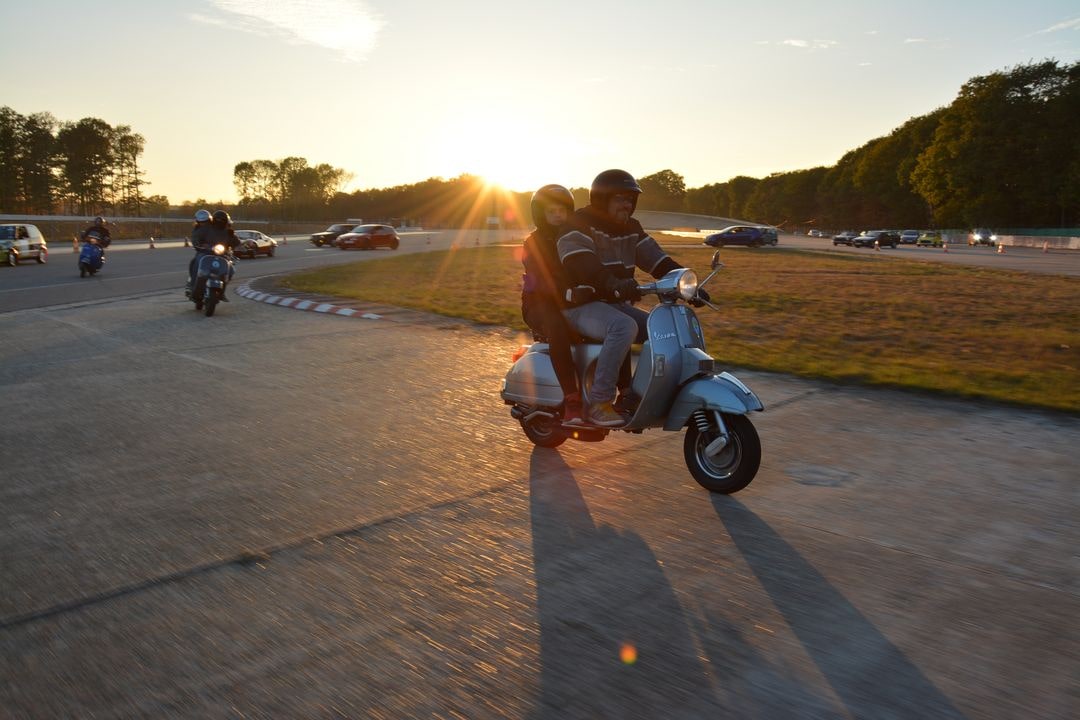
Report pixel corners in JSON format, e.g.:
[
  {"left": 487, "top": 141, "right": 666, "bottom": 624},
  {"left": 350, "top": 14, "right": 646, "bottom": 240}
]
[
  {"left": 0, "top": 109, "right": 168, "bottom": 217},
  {"left": 678, "top": 60, "right": 1080, "bottom": 230},
  {"left": 4, "top": 59, "right": 1076, "bottom": 229}
]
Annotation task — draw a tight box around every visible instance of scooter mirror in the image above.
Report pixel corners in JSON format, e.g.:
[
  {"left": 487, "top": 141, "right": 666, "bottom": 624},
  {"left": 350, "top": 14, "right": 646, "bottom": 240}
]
[{"left": 710, "top": 250, "right": 723, "bottom": 270}]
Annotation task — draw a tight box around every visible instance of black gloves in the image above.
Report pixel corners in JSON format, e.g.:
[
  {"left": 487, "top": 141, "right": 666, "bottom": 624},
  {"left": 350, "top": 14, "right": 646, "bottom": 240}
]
[
  {"left": 607, "top": 277, "right": 642, "bottom": 302},
  {"left": 690, "top": 288, "right": 711, "bottom": 308}
]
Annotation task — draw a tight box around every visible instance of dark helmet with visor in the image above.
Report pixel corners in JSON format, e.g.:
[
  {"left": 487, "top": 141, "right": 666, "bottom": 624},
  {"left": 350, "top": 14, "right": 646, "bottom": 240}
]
[
  {"left": 589, "top": 169, "right": 642, "bottom": 212},
  {"left": 211, "top": 210, "right": 231, "bottom": 226},
  {"left": 530, "top": 184, "right": 574, "bottom": 230}
]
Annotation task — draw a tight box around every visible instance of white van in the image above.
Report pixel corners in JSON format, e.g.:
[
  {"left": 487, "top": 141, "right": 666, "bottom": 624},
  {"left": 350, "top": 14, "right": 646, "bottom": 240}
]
[{"left": 0, "top": 223, "right": 48, "bottom": 265}]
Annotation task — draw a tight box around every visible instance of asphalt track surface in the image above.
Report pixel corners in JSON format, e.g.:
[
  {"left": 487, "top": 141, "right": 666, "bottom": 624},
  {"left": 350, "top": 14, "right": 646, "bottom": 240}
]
[{"left": 1, "top": 230, "right": 1076, "bottom": 718}]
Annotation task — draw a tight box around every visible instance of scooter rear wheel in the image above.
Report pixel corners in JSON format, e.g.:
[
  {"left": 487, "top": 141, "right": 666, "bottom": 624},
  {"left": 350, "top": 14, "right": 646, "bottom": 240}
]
[
  {"left": 684, "top": 413, "right": 760, "bottom": 494},
  {"left": 521, "top": 416, "right": 566, "bottom": 448}
]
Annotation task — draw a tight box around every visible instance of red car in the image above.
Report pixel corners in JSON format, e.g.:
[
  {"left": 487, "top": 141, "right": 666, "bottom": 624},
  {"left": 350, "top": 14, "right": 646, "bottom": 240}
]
[{"left": 335, "top": 224, "right": 400, "bottom": 250}]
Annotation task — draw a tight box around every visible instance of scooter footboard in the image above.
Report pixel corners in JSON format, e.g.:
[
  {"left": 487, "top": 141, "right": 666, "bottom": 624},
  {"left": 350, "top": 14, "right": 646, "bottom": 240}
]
[{"left": 663, "top": 372, "right": 764, "bottom": 431}]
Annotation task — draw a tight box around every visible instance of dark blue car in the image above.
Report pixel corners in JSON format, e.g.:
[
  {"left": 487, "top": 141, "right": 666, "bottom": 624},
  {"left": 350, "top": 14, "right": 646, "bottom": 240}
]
[{"left": 703, "top": 225, "right": 778, "bottom": 248}]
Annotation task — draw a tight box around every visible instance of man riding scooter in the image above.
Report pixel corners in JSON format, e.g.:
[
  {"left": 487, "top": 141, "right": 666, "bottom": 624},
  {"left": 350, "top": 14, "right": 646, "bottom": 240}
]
[
  {"left": 80, "top": 216, "right": 112, "bottom": 257},
  {"left": 186, "top": 209, "right": 239, "bottom": 299},
  {"left": 556, "top": 169, "right": 709, "bottom": 426}
]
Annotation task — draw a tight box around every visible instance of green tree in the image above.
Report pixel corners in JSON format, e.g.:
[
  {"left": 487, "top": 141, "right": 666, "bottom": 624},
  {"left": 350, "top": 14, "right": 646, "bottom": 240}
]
[
  {"left": 637, "top": 169, "right": 686, "bottom": 211},
  {"left": 0, "top": 107, "right": 22, "bottom": 211},
  {"left": 57, "top": 117, "right": 113, "bottom": 214},
  {"left": 912, "top": 60, "right": 1079, "bottom": 227}
]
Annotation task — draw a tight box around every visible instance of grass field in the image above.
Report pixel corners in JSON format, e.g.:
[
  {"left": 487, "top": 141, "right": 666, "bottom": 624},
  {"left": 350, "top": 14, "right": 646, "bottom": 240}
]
[{"left": 282, "top": 242, "right": 1080, "bottom": 413}]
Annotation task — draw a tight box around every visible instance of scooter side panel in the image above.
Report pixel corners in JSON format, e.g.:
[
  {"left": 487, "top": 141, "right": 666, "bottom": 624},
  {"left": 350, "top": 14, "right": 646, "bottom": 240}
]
[
  {"left": 662, "top": 372, "right": 764, "bottom": 431},
  {"left": 500, "top": 347, "right": 564, "bottom": 407}
]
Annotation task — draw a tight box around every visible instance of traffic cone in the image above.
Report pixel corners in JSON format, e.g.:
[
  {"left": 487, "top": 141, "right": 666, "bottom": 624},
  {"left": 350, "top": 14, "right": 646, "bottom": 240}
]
[
  {"left": 942, "top": 241, "right": 948, "bottom": 253},
  {"left": 149, "top": 236, "right": 156, "bottom": 249},
  {"left": 282, "top": 235, "right": 287, "bottom": 246},
  {"left": 184, "top": 237, "right": 189, "bottom": 247},
  {"left": 997, "top": 242, "right": 1005, "bottom": 254},
  {"left": 72, "top": 234, "right": 79, "bottom": 253},
  {"left": 873, "top": 239, "right": 880, "bottom": 251},
  {"left": 1043, "top": 240, "right": 1049, "bottom": 254}
]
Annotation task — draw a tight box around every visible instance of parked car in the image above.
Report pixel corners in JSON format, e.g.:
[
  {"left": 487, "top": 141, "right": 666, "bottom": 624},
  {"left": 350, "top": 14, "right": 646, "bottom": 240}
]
[
  {"left": 336, "top": 224, "right": 400, "bottom": 250},
  {"left": 0, "top": 223, "right": 48, "bottom": 266},
  {"left": 915, "top": 231, "right": 943, "bottom": 247},
  {"left": 310, "top": 223, "right": 359, "bottom": 247},
  {"left": 234, "top": 230, "right": 278, "bottom": 258},
  {"left": 703, "top": 225, "right": 778, "bottom": 248},
  {"left": 969, "top": 228, "right": 997, "bottom": 247},
  {"left": 832, "top": 231, "right": 859, "bottom": 246},
  {"left": 852, "top": 230, "right": 900, "bottom": 248},
  {"left": 900, "top": 230, "right": 920, "bottom": 244}
]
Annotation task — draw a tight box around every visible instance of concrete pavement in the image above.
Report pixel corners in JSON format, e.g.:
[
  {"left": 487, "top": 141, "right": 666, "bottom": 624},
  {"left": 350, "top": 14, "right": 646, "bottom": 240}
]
[{"left": 0, "top": 286, "right": 1076, "bottom": 718}]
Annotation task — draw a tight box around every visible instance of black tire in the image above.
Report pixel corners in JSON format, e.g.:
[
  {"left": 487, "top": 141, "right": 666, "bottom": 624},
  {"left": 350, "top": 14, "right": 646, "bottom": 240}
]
[
  {"left": 36, "top": 251, "right": 46, "bottom": 264},
  {"left": 390, "top": 240, "right": 399, "bottom": 250},
  {"left": 79, "top": 263, "right": 87, "bottom": 278},
  {"left": 205, "top": 295, "right": 217, "bottom": 317},
  {"left": 7, "top": 252, "right": 16, "bottom": 267},
  {"left": 268, "top": 246, "right": 275, "bottom": 257},
  {"left": 521, "top": 415, "right": 567, "bottom": 448},
  {"left": 683, "top": 413, "right": 761, "bottom": 494}
]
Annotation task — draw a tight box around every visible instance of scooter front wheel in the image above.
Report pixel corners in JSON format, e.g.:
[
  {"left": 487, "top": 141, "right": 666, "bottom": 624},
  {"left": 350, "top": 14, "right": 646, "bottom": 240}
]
[
  {"left": 684, "top": 413, "right": 761, "bottom": 494},
  {"left": 521, "top": 415, "right": 566, "bottom": 448}
]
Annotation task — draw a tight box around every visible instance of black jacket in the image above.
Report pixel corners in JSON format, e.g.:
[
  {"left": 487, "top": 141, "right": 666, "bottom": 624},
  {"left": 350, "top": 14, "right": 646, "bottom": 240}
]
[
  {"left": 192, "top": 223, "right": 240, "bottom": 252},
  {"left": 521, "top": 226, "right": 568, "bottom": 306},
  {"left": 80, "top": 225, "right": 112, "bottom": 247},
  {"left": 556, "top": 206, "right": 680, "bottom": 304}
]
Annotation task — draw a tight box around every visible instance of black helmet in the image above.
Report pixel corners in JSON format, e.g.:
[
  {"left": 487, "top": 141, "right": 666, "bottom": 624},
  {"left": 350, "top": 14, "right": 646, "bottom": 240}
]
[
  {"left": 590, "top": 169, "right": 642, "bottom": 211},
  {"left": 530, "top": 184, "right": 574, "bottom": 229},
  {"left": 94, "top": 216, "right": 106, "bottom": 225},
  {"left": 211, "top": 210, "right": 231, "bottom": 226}
]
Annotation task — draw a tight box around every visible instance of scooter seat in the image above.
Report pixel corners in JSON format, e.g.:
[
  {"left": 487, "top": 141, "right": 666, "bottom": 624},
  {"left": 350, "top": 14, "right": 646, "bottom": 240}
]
[{"left": 531, "top": 330, "right": 603, "bottom": 345}]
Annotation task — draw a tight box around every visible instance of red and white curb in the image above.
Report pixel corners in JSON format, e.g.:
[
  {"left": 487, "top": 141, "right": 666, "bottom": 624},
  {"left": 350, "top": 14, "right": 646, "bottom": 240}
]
[{"left": 235, "top": 284, "right": 383, "bottom": 320}]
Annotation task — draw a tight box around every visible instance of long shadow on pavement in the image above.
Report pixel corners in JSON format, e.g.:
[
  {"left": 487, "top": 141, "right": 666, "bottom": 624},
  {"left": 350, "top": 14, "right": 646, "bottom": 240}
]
[
  {"left": 527, "top": 448, "right": 716, "bottom": 718},
  {"left": 712, "top": 497, "right": 967, "bottom": 719}
]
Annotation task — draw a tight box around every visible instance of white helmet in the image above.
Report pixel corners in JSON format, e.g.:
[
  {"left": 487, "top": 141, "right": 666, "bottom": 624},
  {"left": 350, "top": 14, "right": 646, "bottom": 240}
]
[{"left": 194, "top": 209, "right": 211, "bottom": 222}]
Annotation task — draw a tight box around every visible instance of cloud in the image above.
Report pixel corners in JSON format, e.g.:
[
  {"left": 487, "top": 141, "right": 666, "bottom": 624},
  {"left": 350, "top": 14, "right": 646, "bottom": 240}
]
[
  {"left": 197, "top": 0, "right": 384, "bottom": 62},
  {"left": 1036, "top": 16, "right": 1080, "bottom": 34},
  {"left": 865, "top": 30, "right": 879, "bottom": 36},
  {"left": 781, "top": 38, "right": 837, "bottom": 50},
  {"left": 904, "top": 37, "right": 928, "bottom": 43}
]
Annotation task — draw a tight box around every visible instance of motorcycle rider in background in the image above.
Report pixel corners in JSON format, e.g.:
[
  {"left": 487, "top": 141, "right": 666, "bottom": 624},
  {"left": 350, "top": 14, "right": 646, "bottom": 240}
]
[
  {"left": 556, "top": 169, "right": 709, "bottom": 427},
  {"left": 186, "top": 209, "right": 239, "bottom": 299},
  {"left": 520, "top": 184, "right": 581, "bottom": 424},
  {"left": 80, "top": 216, "right": 112, "bottom": 259}
]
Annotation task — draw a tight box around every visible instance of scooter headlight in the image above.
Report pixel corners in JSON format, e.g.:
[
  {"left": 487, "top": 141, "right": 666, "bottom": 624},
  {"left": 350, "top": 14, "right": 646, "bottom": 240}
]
[
  {"left": 677, "top": 269, "right": 698, "bottom": 301},
  {"left": 213, "top": 244, "right": 226, "bottom": 255}
]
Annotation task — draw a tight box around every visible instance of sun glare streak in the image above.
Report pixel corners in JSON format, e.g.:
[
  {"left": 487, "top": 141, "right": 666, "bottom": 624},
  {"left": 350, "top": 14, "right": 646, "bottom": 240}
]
[
  {"left": 207, "top": 0, "right": 383, "bottom": 61},
  {"left": 432, "top": 118, "right": 590, "bottom": 193}
]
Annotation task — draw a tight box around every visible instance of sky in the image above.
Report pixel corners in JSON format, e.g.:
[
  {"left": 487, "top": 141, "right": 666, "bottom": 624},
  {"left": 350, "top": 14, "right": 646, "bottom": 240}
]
[{"left": 2, "top": 1, "right": 1078, "bottom": 204}]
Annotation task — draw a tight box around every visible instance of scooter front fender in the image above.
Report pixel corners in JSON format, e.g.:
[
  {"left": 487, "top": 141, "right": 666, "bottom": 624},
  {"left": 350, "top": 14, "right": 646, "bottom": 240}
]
[{"left": 663, "top": 371, "right": 764, "bottom": 431}]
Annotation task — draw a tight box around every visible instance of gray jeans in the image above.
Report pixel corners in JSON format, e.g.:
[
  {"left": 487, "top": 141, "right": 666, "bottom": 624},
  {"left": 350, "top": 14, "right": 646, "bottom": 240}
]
[{"left": 563, "top": 301, "right": 647, "bottom": 404}]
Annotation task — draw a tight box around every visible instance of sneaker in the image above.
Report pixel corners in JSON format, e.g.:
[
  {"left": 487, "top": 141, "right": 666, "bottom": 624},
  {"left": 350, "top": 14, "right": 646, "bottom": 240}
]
[
  {"left": 562, "top": 393, "right": 584, "bottom": 425},
  {"left": 587, "top": 401, "right": 626, "bottom": 427}
]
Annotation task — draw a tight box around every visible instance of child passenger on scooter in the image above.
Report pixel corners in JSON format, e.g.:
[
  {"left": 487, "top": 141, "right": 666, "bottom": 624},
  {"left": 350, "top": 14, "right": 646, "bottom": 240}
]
[{"left": 520, "top": 185, "right": 582, "bottom": 424}]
